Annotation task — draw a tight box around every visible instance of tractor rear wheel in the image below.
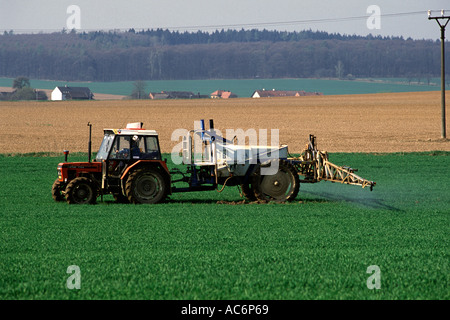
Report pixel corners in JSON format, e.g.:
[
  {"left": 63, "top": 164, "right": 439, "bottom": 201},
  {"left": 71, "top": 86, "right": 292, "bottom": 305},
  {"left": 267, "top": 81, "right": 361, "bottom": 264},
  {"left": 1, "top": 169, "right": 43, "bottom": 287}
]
[
  {"left": 125, "top": 167, "right": 168, "bottom": 204},
  {"left": 65, "top": 177, "right": 97, "bottom": 204},
  {"left": 254, "top": 159, "right": 300, "bottom": 202},
  {"left": 51, "top": 179, "right": 66, "bottom": 202}
]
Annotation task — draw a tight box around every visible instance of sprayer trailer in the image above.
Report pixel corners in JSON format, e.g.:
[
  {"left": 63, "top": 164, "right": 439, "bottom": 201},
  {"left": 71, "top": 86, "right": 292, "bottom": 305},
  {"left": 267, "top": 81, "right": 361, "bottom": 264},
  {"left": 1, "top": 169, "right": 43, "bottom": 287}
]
[{"left": 52, "top": 120, "right": 375, "bottom": 204}]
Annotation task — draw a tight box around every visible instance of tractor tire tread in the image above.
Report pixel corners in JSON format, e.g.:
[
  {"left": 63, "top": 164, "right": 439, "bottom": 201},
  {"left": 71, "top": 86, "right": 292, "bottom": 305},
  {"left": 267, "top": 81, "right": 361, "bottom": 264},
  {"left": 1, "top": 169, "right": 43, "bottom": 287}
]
[
  {"left": 65, "top": 176, "right": 97, "bottom": 204},
  {"left": 125, "top": 167, "right": 168, "bottom": 204},
  {"left": 51, "top": 179, "right": 65, "bottom": 202}
]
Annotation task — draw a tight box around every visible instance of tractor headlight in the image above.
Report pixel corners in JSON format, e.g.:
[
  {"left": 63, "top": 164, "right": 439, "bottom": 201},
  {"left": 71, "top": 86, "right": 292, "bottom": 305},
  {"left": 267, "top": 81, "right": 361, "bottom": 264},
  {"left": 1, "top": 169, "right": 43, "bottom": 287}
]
[{"left": 57, "top": 165, "right": 62, "bottom": 180}]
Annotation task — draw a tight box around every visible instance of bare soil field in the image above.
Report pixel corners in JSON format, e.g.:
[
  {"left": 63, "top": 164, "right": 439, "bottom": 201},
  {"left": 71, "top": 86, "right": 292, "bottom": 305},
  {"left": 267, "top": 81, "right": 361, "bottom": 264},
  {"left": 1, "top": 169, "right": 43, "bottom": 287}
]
[{"left": 0, "top": 91, "right": 449, "bottom": 154}]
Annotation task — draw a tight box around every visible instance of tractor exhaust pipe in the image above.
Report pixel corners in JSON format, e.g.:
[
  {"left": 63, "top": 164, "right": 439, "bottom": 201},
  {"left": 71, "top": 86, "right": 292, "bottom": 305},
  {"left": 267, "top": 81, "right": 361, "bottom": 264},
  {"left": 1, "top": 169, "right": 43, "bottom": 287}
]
[
  {"left": 64, "top": 150, "right": 69, "bottom": 162},
  {"left": 87, "top": 122, "right": 92, "bottom": 163}
]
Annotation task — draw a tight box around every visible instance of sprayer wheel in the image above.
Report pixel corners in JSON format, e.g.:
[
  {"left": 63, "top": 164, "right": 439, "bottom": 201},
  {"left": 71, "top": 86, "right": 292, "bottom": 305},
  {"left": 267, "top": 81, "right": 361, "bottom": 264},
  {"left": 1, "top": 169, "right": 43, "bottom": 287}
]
[{"left": 254, "top": 159, "right": 300, "bottom": 203}]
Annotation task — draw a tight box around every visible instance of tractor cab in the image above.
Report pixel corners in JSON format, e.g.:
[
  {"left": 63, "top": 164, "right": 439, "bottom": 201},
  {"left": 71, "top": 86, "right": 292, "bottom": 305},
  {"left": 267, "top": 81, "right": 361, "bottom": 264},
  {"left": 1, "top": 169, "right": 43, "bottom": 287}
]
[
  {"left": 95, "top": 123, "right": 161, "bottom": 163},
  {"left": 95, "top": 124, "right": 163, "bottom": 183}
]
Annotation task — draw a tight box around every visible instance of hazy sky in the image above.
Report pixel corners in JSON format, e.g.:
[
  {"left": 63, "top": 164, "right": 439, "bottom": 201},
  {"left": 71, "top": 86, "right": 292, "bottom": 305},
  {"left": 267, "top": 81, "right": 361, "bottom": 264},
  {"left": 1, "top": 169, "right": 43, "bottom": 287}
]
[{"left": 0, "top": 0, "right": 448, "bottom": 40}]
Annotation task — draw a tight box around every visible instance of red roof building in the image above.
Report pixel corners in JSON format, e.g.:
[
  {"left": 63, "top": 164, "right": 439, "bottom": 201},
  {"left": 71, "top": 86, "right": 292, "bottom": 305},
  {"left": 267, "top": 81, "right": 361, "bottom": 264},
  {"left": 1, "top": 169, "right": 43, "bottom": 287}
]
[{"left": 210, "top": 90, "right": 238, "bottom": 99}]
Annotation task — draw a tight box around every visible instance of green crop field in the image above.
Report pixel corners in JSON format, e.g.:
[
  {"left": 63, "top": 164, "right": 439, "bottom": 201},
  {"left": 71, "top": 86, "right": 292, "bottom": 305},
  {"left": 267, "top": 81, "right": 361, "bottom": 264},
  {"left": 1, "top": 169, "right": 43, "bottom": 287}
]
[{"left": 0, "top": 152, "right": 448, "bottom": 300}]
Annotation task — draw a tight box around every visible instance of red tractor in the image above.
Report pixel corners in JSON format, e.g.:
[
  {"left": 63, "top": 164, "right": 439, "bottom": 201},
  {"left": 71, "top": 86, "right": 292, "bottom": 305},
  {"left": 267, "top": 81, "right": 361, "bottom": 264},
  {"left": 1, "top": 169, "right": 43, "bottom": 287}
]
[{"left": 52, "top": 122, "right": 171, "bottom": 204}]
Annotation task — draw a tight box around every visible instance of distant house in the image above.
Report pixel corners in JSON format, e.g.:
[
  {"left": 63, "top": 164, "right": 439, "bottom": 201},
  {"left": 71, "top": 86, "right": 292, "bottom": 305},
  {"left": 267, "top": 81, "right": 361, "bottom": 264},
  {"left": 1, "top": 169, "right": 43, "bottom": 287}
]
[
  {"left": 149, "top": 92, "right": 171, "bottom": 100},
  {"left": 51, "top": 86, "right": 93, "bottom": 101},
  {"left": 210, "top": 90, "right": 238, "bottom": 99},
  {"left": 149, "top": 91, "right": 208, "bottom": 99},
  {"left": 0, "top": 88, "right": 16, "bottom": 101},
  {"left": 251, "top": 89, "right": 323, "bottom": 98}
]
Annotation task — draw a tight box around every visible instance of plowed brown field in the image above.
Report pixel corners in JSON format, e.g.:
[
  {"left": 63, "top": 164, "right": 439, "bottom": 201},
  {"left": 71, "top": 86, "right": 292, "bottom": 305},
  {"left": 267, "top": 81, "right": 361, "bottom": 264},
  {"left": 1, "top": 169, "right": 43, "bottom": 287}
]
[{"left": 1, "top": 91, "right": 449, "bottom": 154}]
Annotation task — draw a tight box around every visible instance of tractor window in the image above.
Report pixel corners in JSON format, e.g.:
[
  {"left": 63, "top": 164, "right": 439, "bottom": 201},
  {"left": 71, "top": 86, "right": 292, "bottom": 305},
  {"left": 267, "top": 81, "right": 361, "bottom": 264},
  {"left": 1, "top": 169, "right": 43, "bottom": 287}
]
[
  {"left": 96, "top": 133, "right": 115, "bottom": 161},
  {"left": 142, "top": 136, "right": 161, "bottom": 159},
  {"left": 109, "top": 136, "right": 131, "bottom": 160}
]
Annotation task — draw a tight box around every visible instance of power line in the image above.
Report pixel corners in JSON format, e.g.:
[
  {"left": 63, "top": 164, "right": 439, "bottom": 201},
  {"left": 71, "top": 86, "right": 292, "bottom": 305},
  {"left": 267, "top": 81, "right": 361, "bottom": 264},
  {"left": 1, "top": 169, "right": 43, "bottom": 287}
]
[
  {"left": 0, "top": 10, "right": 437, "bottom": 34},
  {"left": 164, "top": 11, "right": 428, "bottom": 31}
]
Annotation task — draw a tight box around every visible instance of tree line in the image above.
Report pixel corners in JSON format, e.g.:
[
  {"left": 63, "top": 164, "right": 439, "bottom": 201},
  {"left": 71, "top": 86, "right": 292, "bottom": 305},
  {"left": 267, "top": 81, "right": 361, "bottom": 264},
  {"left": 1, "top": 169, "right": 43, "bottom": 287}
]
[{"left": 0, "top": 29, "right": 447, "bottom": 82}]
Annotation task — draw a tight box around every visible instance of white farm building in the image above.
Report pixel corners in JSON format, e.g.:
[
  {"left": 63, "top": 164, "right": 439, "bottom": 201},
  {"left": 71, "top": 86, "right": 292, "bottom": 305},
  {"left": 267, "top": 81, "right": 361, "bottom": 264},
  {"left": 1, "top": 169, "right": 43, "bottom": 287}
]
[{"left": 51, "top": 86, "right": 93, "bottom": 101}]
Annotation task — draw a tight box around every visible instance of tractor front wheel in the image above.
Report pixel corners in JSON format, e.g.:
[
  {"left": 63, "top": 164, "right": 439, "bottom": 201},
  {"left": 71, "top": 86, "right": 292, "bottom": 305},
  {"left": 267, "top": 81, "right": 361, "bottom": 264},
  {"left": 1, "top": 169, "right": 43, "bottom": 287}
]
[
  {"left": 125, "top": 168, "right": 168, "bottom": 204},
  {"left": 51, "top": 179, "right": 66, "bottom": 202},
  {"left": 65, "top": 177, "right": 97, "bottom": 204}
]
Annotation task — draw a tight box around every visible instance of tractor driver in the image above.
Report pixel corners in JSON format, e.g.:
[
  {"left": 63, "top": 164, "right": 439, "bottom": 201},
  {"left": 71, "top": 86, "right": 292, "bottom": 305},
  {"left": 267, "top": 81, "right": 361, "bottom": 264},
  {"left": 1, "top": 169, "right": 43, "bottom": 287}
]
[
  {"left": 130, "top": 135, "right": 141, "bottom": 159},
  {"left": 115, "top": 136, "right": 131, "bottom": 159}
]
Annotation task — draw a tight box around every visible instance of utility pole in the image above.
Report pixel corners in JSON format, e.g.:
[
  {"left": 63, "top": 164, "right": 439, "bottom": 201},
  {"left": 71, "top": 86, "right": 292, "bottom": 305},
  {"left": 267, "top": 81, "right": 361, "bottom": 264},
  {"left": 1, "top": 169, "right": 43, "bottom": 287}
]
[{"left": 428, "top": 10, "right": 450, "bottom": 139}]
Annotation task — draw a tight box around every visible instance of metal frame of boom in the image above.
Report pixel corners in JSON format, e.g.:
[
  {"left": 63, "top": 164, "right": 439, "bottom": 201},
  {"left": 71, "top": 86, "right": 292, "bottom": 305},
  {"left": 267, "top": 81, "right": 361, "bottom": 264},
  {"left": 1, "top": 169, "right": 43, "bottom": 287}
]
[{"left": 288, "top": 135, "right": 376, "bottom": 190}]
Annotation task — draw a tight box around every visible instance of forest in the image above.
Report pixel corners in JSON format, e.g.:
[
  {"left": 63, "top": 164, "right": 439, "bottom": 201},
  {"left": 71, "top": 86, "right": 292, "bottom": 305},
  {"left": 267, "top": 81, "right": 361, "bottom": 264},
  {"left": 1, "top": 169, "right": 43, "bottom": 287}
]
[{"left": 0, "top": 29, "right": 447, "bottom": 82}]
